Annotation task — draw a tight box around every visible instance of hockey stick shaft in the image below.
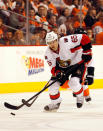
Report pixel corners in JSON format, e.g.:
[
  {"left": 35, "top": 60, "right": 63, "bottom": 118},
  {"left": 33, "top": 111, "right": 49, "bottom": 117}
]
[
  {"left": 22, "top": 79, "right": 51, "bottom": 107},
  {"left": 4, "top": 79, "right": 57, "bottom": 110}
]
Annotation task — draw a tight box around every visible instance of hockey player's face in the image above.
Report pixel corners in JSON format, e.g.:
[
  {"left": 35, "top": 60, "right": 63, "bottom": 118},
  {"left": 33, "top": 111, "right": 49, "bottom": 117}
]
[{"left": 48, "top": 40, "right": 58, "bottom": 51}]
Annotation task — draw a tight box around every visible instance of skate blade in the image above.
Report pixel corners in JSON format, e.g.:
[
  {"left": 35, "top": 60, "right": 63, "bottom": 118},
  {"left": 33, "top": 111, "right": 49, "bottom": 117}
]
[{"left": 43, "top": 109, "right": 58, "bottom": 112}]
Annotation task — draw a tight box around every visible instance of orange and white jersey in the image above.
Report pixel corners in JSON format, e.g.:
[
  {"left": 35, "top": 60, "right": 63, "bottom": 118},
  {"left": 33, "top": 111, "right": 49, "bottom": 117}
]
[
  {"left": 45, "top": 34, "right": 92, "bottom": 76},
  {"left": 35, "top": 15, "right": 49, "bottom": 30},
  {"left": 92, "top": 21, "right": 103, "bottom": 37}
]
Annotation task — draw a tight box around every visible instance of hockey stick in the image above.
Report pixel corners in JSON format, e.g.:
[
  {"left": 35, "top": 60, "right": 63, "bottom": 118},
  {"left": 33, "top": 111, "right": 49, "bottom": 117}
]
[
  {"left": 22, "top": 96, "right": 38, "bottom": 107},
  {"left": 21, "top": 61, "right": 85, "bottom": 107},
  {"left": 4, "top": 61, "right": 84, "bottom": 110},
  {"left": 4, "top": 79, "right": 57, "bottom": 110},
  {"left": 21, "top": 80, "right": 51, "bottom": 107}
]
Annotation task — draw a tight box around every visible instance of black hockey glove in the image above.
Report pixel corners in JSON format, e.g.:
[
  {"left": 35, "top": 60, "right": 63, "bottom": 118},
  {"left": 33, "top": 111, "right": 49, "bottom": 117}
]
[
  {"left": 58, "top": 73, "right": 69, "bottom": 86},
  {"left": 84, "top": 66, "right": 94, "bottom": 85},
  {"left": 84, "top": 76, "right": 94, "bottom": 85},
  {"left": 54, "top": 72, "right": 69, "bottom": 86}
]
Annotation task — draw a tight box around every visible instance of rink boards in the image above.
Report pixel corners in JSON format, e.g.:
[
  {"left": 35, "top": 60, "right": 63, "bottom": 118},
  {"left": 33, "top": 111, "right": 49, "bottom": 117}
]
[
  {"left": 0, "top": 79, "right": 103, "bottom": 93},
  {"left": 0, "top": 45, "right": 103, "bottom": 93}
]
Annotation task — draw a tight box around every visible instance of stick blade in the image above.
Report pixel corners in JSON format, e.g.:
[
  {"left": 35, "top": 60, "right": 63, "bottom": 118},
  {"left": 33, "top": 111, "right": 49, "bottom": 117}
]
[{"left": 4, "top": 102, "right": 19, "bottom": 110}]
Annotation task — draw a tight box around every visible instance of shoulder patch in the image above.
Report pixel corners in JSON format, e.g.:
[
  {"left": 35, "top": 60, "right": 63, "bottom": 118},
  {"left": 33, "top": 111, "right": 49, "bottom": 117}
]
[
  {"left": 45, "top": 56, "right": 48, "bottom": 59},
  {"left": 64, "top": 38, "right": 68, "bottom": 43}
]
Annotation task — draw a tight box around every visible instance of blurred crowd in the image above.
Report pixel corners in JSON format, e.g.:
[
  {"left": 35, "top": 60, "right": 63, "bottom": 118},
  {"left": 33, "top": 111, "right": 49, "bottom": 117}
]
[{"left": 0, "top": 0, "right": 103, "bottom": 46}]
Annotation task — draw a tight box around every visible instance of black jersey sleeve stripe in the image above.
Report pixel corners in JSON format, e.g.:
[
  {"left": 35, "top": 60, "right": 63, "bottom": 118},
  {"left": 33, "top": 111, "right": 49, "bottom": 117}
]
[
  {"left": 70, "top": 45, "right": 82, "bottom": 53},
  {"left": 81, "top": 42, "right": 92, "bottom": 51}
]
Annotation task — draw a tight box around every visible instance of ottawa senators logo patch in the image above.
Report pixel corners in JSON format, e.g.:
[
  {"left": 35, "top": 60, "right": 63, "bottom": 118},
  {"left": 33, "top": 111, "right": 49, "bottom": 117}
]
[{"left": 56, "top": 57, "right": 71, "bottom": 67}]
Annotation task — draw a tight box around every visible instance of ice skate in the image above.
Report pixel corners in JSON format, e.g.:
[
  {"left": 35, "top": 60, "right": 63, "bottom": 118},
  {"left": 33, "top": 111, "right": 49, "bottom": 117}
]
[
  {"left": 85, "top": 96, "right": 91, "bottom": 102},
  {"left": 44, "top": 103, "right": 61, "bottom": 112},
  {"left": 76, "top": 96, "right": 84, "bottom": 108}
]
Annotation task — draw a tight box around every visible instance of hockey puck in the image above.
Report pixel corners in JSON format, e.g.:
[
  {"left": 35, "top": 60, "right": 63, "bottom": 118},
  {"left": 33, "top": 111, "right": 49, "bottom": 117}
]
[{"left": 10, "top": 112, "right": 15, "bottom": 116}]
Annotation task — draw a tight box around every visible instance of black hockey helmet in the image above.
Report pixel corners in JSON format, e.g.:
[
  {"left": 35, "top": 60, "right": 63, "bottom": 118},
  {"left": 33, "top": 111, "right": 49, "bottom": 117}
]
[{"left": 74, "top": 27, "right": 87, "bottom": 34}]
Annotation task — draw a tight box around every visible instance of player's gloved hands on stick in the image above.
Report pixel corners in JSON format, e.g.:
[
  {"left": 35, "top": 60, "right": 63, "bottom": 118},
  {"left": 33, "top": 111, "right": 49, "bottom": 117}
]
[{"left": 56, "top": 72, "right": 68, "bottom": 86}]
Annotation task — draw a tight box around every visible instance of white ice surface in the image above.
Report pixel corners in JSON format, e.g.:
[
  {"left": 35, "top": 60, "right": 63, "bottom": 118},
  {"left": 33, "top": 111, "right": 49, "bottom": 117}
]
[{"left": 0, "top": 89, "right": 103, "bottom": 131}]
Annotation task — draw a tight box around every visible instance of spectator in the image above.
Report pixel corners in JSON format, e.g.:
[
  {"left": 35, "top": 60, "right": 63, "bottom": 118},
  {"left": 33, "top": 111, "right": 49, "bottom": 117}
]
[
  {"left": 65, "top": 16, "right": 74, "bottom": 35},
  {"left": 30, "top": 27, "right": 41, "bottom": 45},
  {"left": 35, "top": 3, "right": 49, "bottom": 31},
  {"left": 71, "top": 0, "right": 79, "bottom": 16},
  {"left": 30, "top": 27, "right": 47, "bottom": 45},
  {"left": 48, "top": 14, "right": 57, "bottom": 31},
  {"left": 0, "top": 30, "right": 5, "bottom": 46},
  {"left": 86, "top": 28, "right": 94, "bottom": 44},
  {"left": 4, "top": 30, "right": 15, "bottom": 45},
  {"left": 57, "top": 7, "right": 71, "bottom": 25},
  {"left": 9, "top": 1, "right": 26, "bottom": 29},
  {"left": 95, "top": 0, "right": 103, "bottom": 12},
  {"left": 81, "top": 0, "right": 92, "bottom": 13},
  {"left": 29, "top": 9, "right": 41, "bottom": 33},
  {"left": 13, "top": 30, "right": 26, "bottom": 45},
  {"left": 29, "top": 9, "right": 36, "bottom": 29},
  {"left": 92, "top": 11, "right": 103, "bottom": 38},
  {"left": 39, "top": 28, "right": 47, "bottom": 45},
  {"left": 84, "top": 7, "right": 97, "bottom": 28}
]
